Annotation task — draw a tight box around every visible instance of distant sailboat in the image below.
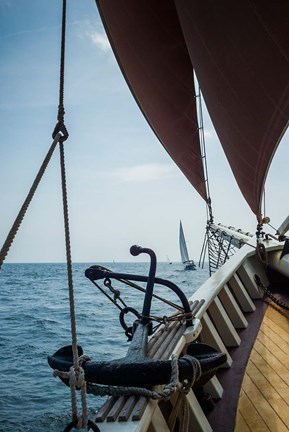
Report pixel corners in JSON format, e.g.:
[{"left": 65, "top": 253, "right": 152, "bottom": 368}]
[
  {"left": 167, "top": 255, "right": 172, "bottom": 264},
  {"left": 179, "top": 221, "right": 196, "bottom": 270}
]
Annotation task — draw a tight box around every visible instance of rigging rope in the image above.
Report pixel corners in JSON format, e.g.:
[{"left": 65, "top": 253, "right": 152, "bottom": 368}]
[
  {"left": 52, "top": 0, "right": 68, "bottom": 143},
  {"left": 1, "top": 1, "right": 90, "bottom": 428},
  {"left": 199, "top": 225, "right": 237, "bottom": 275},
  {"left": 196, "top": 85, "right": 213, "bottom": 223},
  {"left": 0, "top": 0, "right": 68, "bottom": 269},
  {"left": 0, "top": 134, "right": 61, "bottom": 269},
  {"left": 59, "top": 140, "right": 89, "bottom": 428},
  {"left": 53, "top": 1, "right": 94, "bottom": 430}
]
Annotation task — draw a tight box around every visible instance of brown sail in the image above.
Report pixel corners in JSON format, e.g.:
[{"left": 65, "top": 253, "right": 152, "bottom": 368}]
[
  {"left": 96, "top": 0, "right": 207, "bottom": 201},
  {"left": 175, "top": 0, "right": 289, "bottom": 215},
  {"left": 97, "top": 0, "right": 289, "bottom": 215}
]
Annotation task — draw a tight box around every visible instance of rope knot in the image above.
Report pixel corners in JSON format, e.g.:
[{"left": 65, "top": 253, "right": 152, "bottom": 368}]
[
  {"left": 181, "top": 354, "right": 202, "bottom": 389},
  {"left": 79, "top": 354, "right": 91, "bottom": 366},
  {"left": 68, "top": 365, "right": 85, "bottom": 390},
  {"left": 163, "top": 315, "right": 169, "bottom": 329}
]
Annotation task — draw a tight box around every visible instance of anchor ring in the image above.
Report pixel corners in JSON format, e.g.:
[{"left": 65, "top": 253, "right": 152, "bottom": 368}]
[
  {"left": 64, "top": 419, "right": 100, "bottom": 432},
  {"left": 119, "top": 307, "right": 141, "bottom": 333}
]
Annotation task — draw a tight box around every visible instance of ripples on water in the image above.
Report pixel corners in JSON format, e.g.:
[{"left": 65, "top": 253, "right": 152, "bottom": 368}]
[{"left": 0, "top": 262, "right": 208, "bottom": 431}]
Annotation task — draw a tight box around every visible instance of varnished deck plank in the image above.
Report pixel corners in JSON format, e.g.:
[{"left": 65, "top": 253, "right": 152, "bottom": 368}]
[
  {"left": 253, "top": 339, "right": 289, "bottom": 382},
  {"left": 257, "top": 331, "right": 289, "bottom": 368},
  {"left": 259, "top": 323, "right": 289, "bottom": 355},
  {"left": 263, "top": 316, "right": 289, "bottom": 344},
  {"left": 235, "top": 304, "right": 289, "bottom": 431},
  {"left": 265, "top": 306, "right": 289, "bottom": 333},
  {"left": 236, "top": 389, "right": 270, "bottom": 432},
  {"left": 234, "top": 409, "right": 251, "bottom": 432},
  {"left": 250, "top": 349, "right": 289, "bottom": 401}
]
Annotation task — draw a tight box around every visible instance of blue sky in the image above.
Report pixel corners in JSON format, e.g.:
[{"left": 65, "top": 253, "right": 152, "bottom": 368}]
[{"left": 0, "top": 0, "right": 288, "bottom": 263}]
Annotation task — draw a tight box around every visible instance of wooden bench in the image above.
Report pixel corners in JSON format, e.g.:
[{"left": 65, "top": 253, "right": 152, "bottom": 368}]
[{"left": 94, "top": 299, "right": 204, "bottom": 424}]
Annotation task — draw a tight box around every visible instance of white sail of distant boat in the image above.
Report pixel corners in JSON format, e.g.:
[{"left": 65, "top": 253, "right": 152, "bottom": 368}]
[{"left": 179, "top": 221, "right": 196, "bottom": 270}]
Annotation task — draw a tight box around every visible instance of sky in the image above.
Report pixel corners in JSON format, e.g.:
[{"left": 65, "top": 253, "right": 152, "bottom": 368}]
[{"left": 0, "top": 0, "right": 288, "bottom": 264}]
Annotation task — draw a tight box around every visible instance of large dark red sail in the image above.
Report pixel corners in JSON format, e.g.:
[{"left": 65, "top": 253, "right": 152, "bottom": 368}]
[
  {"left": 175, "top": 0, "right": 289, "bottom": 215},
  {"left": 97, "top": 0, "right": 289, "bottom": 215},
  {"left": 96, "top": 0, "right": 207, "bottom": 201}
]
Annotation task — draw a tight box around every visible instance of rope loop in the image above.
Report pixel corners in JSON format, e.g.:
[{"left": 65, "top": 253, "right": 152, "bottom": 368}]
[
  {"left": 52, "top": 121, "right": 69, "bottom": 142},
  {"left": 181, "top": 355, "right": 202, "bottom": 391}
]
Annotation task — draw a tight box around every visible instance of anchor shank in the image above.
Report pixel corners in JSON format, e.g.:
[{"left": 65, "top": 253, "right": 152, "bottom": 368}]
[
  {"left": 139, "top": 248, "right": 157, "bottom": 323},
  {"left": 126, "top": 321, "right": 150, "bottom": 360}
]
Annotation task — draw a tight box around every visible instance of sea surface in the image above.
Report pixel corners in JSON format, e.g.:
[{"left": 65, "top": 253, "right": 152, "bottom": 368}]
[{"left": 0, "top": 262, "right": 209, "bottom": 432}]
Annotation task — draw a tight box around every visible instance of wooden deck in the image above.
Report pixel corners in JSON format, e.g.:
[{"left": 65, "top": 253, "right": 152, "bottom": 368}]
[{"left": 235, "top": 303, "right": 289, "bottom": 431}]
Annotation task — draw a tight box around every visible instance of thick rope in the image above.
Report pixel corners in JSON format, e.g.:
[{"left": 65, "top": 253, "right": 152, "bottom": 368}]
[
  {"left": 52, "top": 0, "right": 69, "bottom": 143},
  {"left": 0, "top": 134, "right": 61, "bottom": 269},
  {"left": 54, "top": 1, "right": 90, "bottom": 429},
  {"left": 167, "top": 355, "right": 201, "bottom": 432},
  {"left": 58, "top": 0, "right": 66, "bottom": 124},
  {"left": 59, "top": 138, "right": 90, "bottom": 430},
  {"left": 54, "top": 363, "right": 88, "bottom": 428},
  {"left": 168, "top": 392, "right": 189, "bottom": 432},
  {"left": 59, "top": 143, "right": 78, "bottom": 365},
  {"left": 0, "top": 0, "right": 71, "bottom": 269}
]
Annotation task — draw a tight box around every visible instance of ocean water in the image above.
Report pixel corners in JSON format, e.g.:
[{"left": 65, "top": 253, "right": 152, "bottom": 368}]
[{"left": 0, "top": 262, "right": 209, "bottom": 432}]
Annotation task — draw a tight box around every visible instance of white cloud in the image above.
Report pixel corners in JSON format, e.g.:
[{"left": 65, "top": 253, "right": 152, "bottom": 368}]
[
  {"left": 88, "top": 30, "right": 111, "bottom": 53},
  {"left": 111, "top": 163, "right": 178, "bottom": 183}
]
